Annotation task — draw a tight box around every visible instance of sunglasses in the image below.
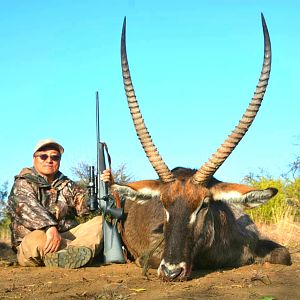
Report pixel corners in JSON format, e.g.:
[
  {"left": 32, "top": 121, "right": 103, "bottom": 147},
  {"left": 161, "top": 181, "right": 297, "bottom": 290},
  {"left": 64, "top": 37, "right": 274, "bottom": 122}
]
[{"left": 35, "top": 154, "right": 61, "bottom": 162}]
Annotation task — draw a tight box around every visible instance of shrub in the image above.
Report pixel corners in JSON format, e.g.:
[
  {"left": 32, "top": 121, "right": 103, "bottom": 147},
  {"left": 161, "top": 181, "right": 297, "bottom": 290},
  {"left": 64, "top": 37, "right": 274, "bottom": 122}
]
[{"left": 243, "top": 173, "right": 300, "bottom": 224}]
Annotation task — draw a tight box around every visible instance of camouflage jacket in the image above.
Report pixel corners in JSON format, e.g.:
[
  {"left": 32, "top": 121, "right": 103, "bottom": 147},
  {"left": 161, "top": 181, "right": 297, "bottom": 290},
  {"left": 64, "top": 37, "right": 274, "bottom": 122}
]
[{"left": 7, "top": 167, "right": 89, "bottom": 250}]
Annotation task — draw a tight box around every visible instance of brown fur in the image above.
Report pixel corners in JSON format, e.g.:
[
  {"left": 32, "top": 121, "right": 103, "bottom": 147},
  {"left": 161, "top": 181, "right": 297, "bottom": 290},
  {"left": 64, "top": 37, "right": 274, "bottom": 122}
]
[
  {"left": 113, "top": 168, "right": 291, "bottom": 282},
  {"left": 160, "top": 179, "right": 209, "bottom": 210}
]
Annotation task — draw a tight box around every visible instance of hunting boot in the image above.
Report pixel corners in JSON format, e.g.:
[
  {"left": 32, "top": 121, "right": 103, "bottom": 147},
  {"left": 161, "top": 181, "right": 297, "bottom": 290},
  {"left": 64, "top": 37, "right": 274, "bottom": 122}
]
[{"left": 43, "top": 246, "right": 92, "bottom": 269}]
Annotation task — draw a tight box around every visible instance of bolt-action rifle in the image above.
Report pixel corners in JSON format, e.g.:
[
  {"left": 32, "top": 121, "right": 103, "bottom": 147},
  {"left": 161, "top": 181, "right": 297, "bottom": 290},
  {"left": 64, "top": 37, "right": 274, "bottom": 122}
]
[{"left": 87, "top": 91, "right": 125, "bottom": 264}]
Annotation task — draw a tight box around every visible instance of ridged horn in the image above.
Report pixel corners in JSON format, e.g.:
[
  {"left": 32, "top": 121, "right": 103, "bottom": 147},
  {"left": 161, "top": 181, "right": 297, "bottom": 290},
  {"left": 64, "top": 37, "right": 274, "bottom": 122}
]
[
  {"left": 121, "top": 17, "right": 175, "bottom": 183},
  {"left": 192, "top": 14, "right": 272, "bottom": 185}
]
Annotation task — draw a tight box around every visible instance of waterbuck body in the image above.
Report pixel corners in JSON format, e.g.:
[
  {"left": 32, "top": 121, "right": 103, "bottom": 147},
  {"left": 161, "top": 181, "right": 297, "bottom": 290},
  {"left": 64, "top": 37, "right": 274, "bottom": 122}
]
[
  {"left": 113, "top": 15, "right": 292, "bottom": 281},
  {"left": 113, "top": 168, "right": 291, "bottom": 280}
]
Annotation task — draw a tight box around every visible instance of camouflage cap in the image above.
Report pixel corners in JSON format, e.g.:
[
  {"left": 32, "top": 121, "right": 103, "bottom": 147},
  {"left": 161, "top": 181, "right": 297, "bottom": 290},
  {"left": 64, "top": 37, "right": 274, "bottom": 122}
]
[{"left": 34, "top": 139, "right": 64, "bottom": 154}]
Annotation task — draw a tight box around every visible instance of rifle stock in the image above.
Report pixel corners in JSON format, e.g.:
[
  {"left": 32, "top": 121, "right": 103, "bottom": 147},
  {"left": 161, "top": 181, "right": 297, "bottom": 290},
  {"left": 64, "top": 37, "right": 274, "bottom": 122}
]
[{"left": 98, "top": 141, "right": 125, "bottom": 264}]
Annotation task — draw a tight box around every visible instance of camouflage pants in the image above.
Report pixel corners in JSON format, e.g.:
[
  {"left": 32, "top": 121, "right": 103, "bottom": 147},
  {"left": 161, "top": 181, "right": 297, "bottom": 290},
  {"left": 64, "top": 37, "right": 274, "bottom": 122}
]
[{"left": 16, "top": 216, "right": 103, "bottom": 267}]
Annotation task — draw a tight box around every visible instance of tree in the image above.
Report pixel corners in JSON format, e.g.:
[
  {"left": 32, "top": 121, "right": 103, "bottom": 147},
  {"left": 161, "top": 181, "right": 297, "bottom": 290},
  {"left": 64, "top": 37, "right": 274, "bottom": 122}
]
[
  {"left": 70, "top": 162, "right": 134, "bottom": 188},
  {"left": 283, "top": 135, "right": 300, "bottom": 178},
  {"left": 70, "top": 162, "right": 91, "bottom": 187},
  {"left": 0, "top": 181, "right": 8, "bottom": 220},
  {"left": 0, "top": 181, "right": 9, "bottom": 231},
  {"left": 285, "top": 156, "right": 300, "bottom": 179}
]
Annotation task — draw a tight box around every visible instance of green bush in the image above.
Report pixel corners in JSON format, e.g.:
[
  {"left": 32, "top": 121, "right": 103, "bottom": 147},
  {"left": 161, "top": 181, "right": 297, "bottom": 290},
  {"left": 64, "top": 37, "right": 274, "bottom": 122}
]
[{"left": 243, "top": 173, "right": 300, "bottom": 224}]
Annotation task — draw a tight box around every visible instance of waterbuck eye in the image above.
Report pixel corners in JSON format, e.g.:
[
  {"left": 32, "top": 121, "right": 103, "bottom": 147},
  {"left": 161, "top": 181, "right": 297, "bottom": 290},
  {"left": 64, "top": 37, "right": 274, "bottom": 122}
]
[
  {"left": 189, "top": 196, "right": 210, "bottom": 225},
  {"left": 194, "top": 203, "right": 202, "bottom": 215},
  {"left": 189, "top": 206, "right": 201, "bottom": 225},
  {"left": 164, "top": 209, "right": 170, "bottom": 222},
  {"left": 203, "top": 196, "right": 210, "bottom": 205}
]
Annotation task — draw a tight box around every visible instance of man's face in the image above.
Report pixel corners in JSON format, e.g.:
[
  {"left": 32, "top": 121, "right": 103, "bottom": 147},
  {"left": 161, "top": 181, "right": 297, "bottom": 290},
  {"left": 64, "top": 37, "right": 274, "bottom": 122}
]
[{"left": 33, "top": 148, "right": 61, "bottom": 179}]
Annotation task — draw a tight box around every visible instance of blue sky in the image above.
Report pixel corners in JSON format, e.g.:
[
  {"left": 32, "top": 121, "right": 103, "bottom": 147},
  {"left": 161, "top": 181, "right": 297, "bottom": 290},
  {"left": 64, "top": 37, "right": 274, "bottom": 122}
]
[{"left": 0, "top": 1, "right": 299, "bottom": 190}]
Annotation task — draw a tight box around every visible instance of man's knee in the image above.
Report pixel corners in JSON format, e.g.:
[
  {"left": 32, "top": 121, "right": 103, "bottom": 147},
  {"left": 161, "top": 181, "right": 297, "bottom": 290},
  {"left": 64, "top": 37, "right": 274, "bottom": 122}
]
[
  {"left": 17, "top": 230, "right": 46, "bottom": 266},
  {"left": 89, "top": 216, "right": 102, "bottom": 226},
  {"left": 22, "top": 230, "right": 47, "bottom": 248},
  {"left": 81, "top": 216, "right": 103, "bottom": 235}
]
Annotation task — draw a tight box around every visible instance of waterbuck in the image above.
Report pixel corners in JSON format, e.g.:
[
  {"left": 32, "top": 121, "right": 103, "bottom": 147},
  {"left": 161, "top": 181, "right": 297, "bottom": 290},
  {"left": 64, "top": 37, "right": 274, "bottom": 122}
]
[{"left": 111, "top": 14, "right": 291, "bottom": 281}]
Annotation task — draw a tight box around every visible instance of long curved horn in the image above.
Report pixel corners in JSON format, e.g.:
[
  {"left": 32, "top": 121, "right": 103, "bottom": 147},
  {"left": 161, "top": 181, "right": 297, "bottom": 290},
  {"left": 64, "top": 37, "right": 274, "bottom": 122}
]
[
  {"left": 121, "top": 18, "right": 175, "bottom": 183},
  {"left": 192, "top": 14, "right": 271, "bottom": 185}
]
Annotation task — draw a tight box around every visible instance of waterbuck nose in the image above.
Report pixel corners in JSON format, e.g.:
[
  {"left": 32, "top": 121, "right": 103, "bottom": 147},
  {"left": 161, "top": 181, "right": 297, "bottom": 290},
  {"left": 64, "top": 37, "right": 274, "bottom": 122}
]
[{"left": 161, "top": 264, "right": 183, "bottom": 280}]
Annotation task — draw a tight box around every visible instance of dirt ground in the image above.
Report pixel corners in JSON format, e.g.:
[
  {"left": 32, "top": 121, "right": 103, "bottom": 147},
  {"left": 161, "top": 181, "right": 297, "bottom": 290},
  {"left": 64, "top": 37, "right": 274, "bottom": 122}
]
[{"left": 1, "top": 223, "right": 300, "bottom": 300}]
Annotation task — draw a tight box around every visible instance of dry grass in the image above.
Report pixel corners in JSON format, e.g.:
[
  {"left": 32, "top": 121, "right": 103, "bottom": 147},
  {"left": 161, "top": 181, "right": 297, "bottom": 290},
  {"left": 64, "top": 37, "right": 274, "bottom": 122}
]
[
  {"left": 0, "top": 228, "right": 10, "bottom": 244},
  {"left": 254, "top": 199, "right": 300, "bottom": 249},
  {"left": 257, "top": 221, "right": 300, "bottom": 249}
]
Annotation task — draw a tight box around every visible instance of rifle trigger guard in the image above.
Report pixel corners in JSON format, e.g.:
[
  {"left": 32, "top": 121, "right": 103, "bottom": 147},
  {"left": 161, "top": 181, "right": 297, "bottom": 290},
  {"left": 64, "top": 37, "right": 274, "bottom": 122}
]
[{"left": 101, "top": 195, "right": 124, "bottom": 220}]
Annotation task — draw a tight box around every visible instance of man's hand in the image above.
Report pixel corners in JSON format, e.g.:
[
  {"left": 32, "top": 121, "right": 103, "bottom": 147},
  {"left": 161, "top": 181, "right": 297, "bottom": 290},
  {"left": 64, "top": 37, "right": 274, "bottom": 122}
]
[
  {"left": 44, "top": 226, "right": 61, "bottom": 254},
  {"left": 100, "top": 169, "right": 114, "bottom": 184}
]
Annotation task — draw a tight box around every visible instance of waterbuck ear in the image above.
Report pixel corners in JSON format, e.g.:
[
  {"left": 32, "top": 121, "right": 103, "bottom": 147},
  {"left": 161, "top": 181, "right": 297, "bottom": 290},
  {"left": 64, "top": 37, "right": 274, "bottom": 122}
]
[
  {"left": 209, "top": 181, "right": 278, "bottom": 209},
  {"left": 111, "top": 180, "right": 161, "bottom": 203}
]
